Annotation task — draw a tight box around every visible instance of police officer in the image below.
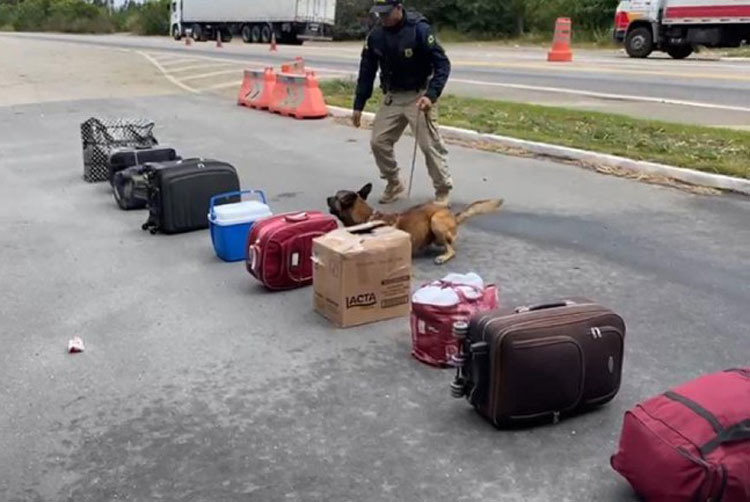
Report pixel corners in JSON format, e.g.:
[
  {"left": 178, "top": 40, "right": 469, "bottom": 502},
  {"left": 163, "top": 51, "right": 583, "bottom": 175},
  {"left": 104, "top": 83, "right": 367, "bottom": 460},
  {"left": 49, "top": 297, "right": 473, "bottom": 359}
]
[{"left": 352, "top": 0, "right": 453, "bottom": 206}]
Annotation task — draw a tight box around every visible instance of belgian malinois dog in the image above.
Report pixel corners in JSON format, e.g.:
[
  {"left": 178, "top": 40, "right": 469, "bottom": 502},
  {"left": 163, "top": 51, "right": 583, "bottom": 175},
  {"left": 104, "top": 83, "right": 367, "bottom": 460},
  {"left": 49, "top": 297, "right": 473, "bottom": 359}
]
[{"left": 326, "top": 183, "right": 503, "bottom": 264}]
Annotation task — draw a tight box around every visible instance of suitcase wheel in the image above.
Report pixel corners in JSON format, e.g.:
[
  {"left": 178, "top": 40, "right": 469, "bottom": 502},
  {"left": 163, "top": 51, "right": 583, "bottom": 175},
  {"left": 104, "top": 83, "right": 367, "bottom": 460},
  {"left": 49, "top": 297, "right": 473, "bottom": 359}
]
[
  {"left": 449, "top": 353, "right": 466, "bottom": 368},
  {"left": 149, "top": 228, "right": 158, "bottom": 235},
  {"left": 452, "top": 321, "right": 469, "bottom": 340},
  {"left": 141, "top": 223, "right": 149, "bottom": 231},
  {"left": 450, "top": 379, "right": 466, "bottom": 399}
]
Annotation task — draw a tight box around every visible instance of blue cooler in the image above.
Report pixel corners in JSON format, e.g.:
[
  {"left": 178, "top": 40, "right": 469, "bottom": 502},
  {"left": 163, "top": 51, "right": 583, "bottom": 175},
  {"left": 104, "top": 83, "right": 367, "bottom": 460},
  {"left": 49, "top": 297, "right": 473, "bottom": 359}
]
[{"left": 208, "top": 190, "right": 271, "bottom": 262}]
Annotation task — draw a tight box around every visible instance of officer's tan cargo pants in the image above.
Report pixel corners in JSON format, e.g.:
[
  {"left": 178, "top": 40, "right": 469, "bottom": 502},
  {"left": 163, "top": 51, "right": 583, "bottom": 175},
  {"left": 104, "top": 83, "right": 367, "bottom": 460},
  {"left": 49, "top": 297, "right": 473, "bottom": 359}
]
[{"left": 370, "top": 90, "right": 453, "bottom": 191}]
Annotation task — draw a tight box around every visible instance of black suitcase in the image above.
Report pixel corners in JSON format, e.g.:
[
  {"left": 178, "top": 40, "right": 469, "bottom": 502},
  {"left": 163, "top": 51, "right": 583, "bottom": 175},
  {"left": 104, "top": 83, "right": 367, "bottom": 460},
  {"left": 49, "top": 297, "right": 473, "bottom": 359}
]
[
  {"left": 113, "top": 163, "right": 170, "bottom": 211},
  {"left": 141, "top": 159, "right": 240, "bottom": 235},
  {"left": 107, "top": 146, "right": 180, "bottom": 185},
  {"left": 451, "top": 299, "right": 626, "bottom": 427}
]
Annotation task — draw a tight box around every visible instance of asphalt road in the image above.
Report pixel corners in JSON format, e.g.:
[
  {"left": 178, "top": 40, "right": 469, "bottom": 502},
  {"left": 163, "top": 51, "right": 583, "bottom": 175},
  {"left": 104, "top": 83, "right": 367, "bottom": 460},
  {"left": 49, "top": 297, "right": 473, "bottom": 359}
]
[
  {"left": 1, "top": 35, "right": 750, "bottom": 502},
  {"left": 4, "top": 32, "right": 750, "bottom": 127}
]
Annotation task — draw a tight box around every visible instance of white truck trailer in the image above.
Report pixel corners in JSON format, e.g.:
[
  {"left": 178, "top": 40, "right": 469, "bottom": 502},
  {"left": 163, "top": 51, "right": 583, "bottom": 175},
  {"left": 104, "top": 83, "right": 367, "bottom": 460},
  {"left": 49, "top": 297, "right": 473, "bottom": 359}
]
[
  {"left": 170, "top": 0, "right": 337, "bottom": 45},
  {"left": 614, "top": 0, "right": 750, "bottom": 58}
]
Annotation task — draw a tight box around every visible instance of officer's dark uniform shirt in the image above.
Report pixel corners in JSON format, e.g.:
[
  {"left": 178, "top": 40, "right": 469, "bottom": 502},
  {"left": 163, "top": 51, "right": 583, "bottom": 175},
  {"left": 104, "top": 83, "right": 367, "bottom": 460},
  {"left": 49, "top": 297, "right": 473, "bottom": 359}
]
[{"left": 354, "top": 11, "right": 451, "bottom": 111}]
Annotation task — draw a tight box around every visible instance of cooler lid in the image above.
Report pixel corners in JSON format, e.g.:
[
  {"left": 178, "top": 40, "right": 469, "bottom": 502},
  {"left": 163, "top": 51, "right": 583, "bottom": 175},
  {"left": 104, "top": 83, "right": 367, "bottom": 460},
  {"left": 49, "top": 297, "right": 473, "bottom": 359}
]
[{"left": 211, "top": 200, "right": 272, "bottom": 226}]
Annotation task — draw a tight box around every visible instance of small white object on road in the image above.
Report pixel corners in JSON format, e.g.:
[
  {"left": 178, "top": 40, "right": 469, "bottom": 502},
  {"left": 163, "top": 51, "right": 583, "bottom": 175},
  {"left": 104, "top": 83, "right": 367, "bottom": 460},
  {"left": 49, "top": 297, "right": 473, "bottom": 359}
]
[{"left": 68, "top": 337, "right": 85, "bottom": 354}]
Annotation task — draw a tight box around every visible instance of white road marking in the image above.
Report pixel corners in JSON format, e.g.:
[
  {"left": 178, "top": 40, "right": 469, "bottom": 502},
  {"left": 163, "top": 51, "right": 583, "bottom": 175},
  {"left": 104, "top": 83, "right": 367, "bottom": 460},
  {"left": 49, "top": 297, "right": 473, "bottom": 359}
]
[
  {"left": 137, "top": 51, "right": 199, "bottom": 93},
  {"left": 180, "top": 69, "right": 244, "bottom": 81},
  {"left": 167, "top": 62, "right": 240, "bottom": 73},
  {"left": 205, "top": 80, "right": 244, "bottom": 90},
  {"left": 450, "top": 78, "right": 750, "bottom": 113},
  {"left": 145, "top": 51, "right": 270, "bottom": 68},
  {"left": 141, "top": 48, "right": 747, "bottom": 114},
  {"left": 155, "top": 57, "right": 200, "bottom": 66}
]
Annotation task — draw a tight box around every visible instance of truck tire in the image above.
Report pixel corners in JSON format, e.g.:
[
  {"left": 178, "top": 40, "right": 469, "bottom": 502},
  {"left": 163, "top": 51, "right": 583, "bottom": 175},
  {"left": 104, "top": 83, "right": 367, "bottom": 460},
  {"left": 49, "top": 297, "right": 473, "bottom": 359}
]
[
  {"left": 241, "top": 24, "right": 252, "bottom": 43},
  {"left": 172, "top": 24, "right": 181, "bottom": 41},
  {"left": 666, "top": 45, "right": 693, "bottom": 59},
  {"left": 191, "top": 23, "right": 206, "bottom": 42},
  {"left": 625, "top": 26, "right": 653, "bottom": 58},
  {"left": 261, "top": 25, "right": 272, "bottom": 44},
  {"left": 251, "top": 25, "right": 261, "bottom": 43}
]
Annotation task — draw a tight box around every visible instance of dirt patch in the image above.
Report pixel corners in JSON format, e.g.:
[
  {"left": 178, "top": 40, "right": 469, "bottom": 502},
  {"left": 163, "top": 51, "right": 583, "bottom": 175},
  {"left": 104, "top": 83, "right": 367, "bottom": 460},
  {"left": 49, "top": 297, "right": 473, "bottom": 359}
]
[{"left": 0, "top": 35, "right": 178, "bottom": 107}]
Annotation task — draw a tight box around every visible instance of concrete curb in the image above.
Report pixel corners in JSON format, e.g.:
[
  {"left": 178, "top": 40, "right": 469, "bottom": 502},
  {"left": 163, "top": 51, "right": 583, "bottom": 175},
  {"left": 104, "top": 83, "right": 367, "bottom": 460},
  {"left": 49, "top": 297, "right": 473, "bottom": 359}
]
[{"left": 328, "top": 105, "right": 750, "bottom": 196}]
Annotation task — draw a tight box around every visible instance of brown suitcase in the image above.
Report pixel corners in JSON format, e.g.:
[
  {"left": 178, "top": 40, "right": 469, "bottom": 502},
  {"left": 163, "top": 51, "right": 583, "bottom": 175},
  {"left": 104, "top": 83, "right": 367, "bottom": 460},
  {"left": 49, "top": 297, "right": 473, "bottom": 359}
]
[{"left": 452, "top": 298, "right": 626, "bottom": 427}]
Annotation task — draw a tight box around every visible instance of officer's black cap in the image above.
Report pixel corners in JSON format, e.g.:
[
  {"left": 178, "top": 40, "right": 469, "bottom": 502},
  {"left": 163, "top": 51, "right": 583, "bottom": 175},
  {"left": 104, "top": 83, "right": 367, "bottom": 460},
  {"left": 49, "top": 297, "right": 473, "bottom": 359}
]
[{"left": 370, "top": 0, "right": 403, "bottom": 14}]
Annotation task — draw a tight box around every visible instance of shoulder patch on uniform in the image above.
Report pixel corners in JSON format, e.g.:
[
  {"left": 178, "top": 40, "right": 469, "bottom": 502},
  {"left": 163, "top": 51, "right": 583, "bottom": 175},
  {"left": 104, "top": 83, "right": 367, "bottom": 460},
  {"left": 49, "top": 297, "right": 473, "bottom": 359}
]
[
  {"left": 404, "top": 48, "right": 413, "bottom": 58},
  {"left": 427, "top": 33, "right": 436, "bottom": 46}
]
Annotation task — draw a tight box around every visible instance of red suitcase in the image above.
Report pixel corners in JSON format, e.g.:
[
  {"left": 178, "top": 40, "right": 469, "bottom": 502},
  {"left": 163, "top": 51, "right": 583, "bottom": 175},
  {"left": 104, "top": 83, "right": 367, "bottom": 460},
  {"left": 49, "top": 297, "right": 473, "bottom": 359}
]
[
  {"left": 611, "top": 368, "right": 750, "bottom": 502},
  {"left": 245, "top": 211, "right": 338, "bottom": 290}
]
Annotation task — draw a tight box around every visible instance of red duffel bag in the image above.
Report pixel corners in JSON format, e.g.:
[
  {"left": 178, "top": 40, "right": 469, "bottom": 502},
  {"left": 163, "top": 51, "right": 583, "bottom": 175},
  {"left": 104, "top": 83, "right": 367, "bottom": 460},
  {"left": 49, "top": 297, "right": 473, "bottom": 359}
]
[
  {"left": 410, "top": 273, "right": 498, "bottom": 367},
  {"left": 246, "top": 211, "right": 338, "bottom": 290},
  {"left": 611, "top": 368, "right": 750, "bottom": 502}
]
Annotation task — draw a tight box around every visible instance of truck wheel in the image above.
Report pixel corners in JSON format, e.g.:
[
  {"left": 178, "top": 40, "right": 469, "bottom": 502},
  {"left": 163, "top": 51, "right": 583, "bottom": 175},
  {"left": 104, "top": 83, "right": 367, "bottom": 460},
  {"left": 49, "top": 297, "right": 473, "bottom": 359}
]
[
  {"left": 241, "top": 25, "right": 252, "bottom": 43},
  {"left": 261, "top": 25, "right": 272, "bottom": 44},
  {"left": 221, "top": 30, "right": 232, "bottom": 43},
  {"left": 172, "top": 25, "right": 181, "bottom": 41},
  {"left": 666, "top": 45, "right": 693, "bottom": 59},
  {"left": 251, "top": 25, "right": 261, "bottom": 43},
  {"left": 625, "top": 26, "right": 653, "bottom": 58},
  {"left": 191, "top": 23, "right": 205, "bottom": 42}
]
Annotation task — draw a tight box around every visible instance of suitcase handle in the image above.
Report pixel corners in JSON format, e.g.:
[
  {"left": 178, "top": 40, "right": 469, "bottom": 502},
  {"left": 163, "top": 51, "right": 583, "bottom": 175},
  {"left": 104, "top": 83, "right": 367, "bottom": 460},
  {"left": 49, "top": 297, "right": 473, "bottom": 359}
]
[
  {"left": 209, "top": 190, "right": 268, "bottom": 219},
  {"left": 285, "top": 212, "right": 309, "bottom": 222},
  {"left": 515, "top": 300, "right": 573, "bottom": 314}
]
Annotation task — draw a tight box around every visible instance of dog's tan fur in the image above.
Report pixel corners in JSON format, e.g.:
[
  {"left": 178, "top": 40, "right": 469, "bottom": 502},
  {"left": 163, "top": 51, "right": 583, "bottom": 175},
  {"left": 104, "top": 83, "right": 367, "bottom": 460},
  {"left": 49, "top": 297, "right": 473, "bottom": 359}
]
[{"left": 326, "top": 184, "right": 503, "bottom": 264}]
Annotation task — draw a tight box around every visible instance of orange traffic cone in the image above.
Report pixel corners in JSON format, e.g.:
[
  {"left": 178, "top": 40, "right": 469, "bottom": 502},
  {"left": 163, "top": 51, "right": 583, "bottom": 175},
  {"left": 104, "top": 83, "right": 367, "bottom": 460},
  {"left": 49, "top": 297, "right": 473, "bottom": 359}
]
[
  {"left": 184, "top": 35, "right": 192, "bottom": 47},
  {"left": 548, "top": 18, "right": 573, "bottom": 62},
  {"left": 216, "top": 33, "right": 223, "bottom": 48},
  {"left": 281, "top": 57, "right": 305, "bottom": 74},
  {"left": 270, "top": 32, "right": 277, "bottom": 52}
]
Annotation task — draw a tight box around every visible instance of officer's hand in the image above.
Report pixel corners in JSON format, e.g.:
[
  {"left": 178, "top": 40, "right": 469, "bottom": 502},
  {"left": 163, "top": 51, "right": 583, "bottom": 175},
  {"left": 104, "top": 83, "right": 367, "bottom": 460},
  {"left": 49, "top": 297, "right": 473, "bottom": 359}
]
[
  {"left": 352, "top": 110, "right": 362, "bottom": 128},
  {"left": 417, "top": 97, "right": 433, "bottom": 111}
]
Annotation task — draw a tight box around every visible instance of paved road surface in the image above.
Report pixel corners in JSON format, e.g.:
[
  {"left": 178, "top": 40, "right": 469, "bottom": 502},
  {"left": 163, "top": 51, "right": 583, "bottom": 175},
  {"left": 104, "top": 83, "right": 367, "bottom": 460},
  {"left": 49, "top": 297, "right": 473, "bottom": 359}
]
[
  {"left": 1, "top": 35, "right": 749, "bottom": 502},
  {"left": 4, "top": 32, "right": 750, "bottom": 128}
]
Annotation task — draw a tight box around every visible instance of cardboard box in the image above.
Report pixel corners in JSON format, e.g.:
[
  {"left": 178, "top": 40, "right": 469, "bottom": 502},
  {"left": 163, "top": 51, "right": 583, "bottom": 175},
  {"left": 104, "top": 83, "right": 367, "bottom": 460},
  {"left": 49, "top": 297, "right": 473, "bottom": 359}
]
[{"left": 312, "top": 222, "right": 412, "bottom": 328}]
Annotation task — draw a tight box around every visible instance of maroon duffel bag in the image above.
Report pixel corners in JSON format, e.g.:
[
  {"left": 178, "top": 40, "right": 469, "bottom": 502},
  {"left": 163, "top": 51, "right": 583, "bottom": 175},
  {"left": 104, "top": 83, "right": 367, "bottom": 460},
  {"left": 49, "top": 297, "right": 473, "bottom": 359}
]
[
  {"left": 246, "top": 211, "right": 338, "bottom": 290},
  {"left": 611, "top": 368, "right": 750, "bottom": 501}
]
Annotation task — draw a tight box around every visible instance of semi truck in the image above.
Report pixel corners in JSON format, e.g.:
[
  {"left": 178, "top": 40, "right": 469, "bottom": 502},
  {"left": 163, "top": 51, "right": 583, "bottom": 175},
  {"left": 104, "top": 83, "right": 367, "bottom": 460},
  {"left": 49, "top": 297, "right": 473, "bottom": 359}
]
[
  {"left": 614, "top": 0, "right": 750, "bottom": 58},
  {"left": 170, "top": 0, "right": 337, "bottom": 45}
]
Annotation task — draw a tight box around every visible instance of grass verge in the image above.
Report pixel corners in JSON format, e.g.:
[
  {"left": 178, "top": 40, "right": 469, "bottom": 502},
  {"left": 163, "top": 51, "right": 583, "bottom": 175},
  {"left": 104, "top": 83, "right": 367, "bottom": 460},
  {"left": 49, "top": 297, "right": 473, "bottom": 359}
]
[
  {"left": 321, "top": 79, "right": 750, "bottom": 180},
  {"left": 716, "top": 46, "right": 750, "bottom": 58}
]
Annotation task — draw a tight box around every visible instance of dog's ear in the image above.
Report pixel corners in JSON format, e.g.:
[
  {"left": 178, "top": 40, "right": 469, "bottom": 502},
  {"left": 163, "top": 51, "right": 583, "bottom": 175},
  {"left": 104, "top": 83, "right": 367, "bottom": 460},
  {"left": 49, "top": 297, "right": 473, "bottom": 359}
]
[
  {"left": 340, "top": 192, "right": 358, "bottom": 207},
  {"left": 358, "top": 183, "right": 373, "bottom": 201}
]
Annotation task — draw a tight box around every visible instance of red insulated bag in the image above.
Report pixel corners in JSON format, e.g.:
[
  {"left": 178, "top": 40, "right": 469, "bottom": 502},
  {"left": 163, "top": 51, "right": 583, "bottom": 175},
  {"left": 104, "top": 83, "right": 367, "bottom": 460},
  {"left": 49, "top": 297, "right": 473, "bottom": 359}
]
[
  {"left": 611, "top": 368, "right": 750, "bottom": 502},
  {"left": 410, "top": 280, "right": 498, "bottom": 367},
  {"left": 245, "top": 211, "right": 338, "bottom": 290}
]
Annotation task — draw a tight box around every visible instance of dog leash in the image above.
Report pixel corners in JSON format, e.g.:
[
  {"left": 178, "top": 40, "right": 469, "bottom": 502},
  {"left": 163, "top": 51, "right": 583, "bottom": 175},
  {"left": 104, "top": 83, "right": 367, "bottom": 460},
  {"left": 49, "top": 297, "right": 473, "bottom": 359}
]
[{"left": 407, "top": 109, "right": 424, "bottom": 198}]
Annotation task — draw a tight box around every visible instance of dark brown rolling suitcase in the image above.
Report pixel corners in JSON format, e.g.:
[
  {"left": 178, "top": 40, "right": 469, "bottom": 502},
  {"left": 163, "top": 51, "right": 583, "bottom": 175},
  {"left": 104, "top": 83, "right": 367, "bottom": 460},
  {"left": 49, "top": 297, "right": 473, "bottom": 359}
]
[{"left": 451, "top": 298, "right": 625, "bottom": 427}]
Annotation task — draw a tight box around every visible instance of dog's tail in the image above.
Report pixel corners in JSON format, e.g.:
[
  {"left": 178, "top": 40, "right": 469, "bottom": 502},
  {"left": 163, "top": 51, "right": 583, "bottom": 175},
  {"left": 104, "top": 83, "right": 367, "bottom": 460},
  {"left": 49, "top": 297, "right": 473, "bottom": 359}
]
[{"left": 455, "top": 199, "right": 504, "bottom": 225}]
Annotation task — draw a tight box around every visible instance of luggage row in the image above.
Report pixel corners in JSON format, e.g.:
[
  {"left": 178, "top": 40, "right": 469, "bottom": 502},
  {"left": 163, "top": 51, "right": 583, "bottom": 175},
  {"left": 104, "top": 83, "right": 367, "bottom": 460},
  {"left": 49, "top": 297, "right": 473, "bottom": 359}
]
[{"left": 79, "top": 118, "right": 750, "bottom": 501}]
